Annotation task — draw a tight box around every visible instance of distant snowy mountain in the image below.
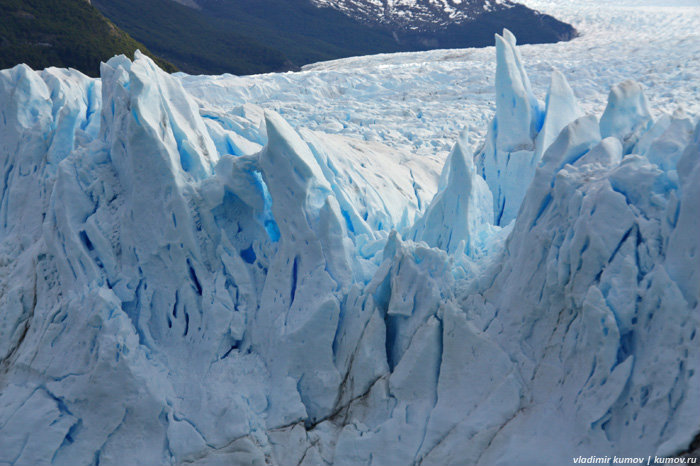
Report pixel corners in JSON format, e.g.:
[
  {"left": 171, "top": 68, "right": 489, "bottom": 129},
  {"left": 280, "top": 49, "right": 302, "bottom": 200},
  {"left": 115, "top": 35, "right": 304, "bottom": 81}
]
[{"left": 312, "top": 0, "right": 512, "bottom": 31}]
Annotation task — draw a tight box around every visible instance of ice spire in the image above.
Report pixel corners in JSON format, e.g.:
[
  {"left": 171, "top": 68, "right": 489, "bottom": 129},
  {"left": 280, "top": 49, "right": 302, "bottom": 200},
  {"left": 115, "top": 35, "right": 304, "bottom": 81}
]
[
  {"left": 600, "top": 80, "right": 652, "bottom": 153},
  {"left": 252, "top": 110, "right": 350, "bottom": 425},
  {"left": 535, "top": 69, "right": 581, "bottom": 160},
  {"left": 477, "top": 31, "right": 580, "bottom": 226},
  {"left": 411, "top": 130, "right": 493, "bottom": 256},
  {"left": 494, "top": 30, "right": 542, "bottom": 152}
]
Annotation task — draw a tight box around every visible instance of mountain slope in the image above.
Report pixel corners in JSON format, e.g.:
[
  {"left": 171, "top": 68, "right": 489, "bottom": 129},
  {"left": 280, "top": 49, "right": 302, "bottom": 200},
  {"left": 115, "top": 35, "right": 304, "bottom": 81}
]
[
  {"left": 92, "top": 0, "right": 405, "bottom": 74},
  {"left": 0, "top": 0, "right": 175, "bottom": 76},
  {"left": 92, "top": 0, "right": 575, "bottom": 75},
  {"left": 90, "top": 0, "right": 291, "bottom": 75}
]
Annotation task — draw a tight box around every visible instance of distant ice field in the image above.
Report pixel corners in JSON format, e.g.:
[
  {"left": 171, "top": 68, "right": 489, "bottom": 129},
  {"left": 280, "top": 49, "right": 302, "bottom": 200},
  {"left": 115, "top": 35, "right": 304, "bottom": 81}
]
[{"left": 180, "top": 0, "right": 699, "bottom": 158}]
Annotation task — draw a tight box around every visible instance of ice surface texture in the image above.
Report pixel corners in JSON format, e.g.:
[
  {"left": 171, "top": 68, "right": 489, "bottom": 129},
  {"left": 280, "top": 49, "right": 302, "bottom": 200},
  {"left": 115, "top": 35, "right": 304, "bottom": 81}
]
[
  {"left": 1, "top": 29, "right": 699, "bottom": 466},
  {"left": 180, "top": 0, "right": 699, "bottom": 161}
]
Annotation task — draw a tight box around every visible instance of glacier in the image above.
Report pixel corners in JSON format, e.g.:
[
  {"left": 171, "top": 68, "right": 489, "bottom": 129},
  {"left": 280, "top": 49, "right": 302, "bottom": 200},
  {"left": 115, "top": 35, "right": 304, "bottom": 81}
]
[
  {"left": 177, "top": 0, "right": 699, "bottom": 164},
  {"left": 1, "top": 18, "right": 699, "bottom": 466}
]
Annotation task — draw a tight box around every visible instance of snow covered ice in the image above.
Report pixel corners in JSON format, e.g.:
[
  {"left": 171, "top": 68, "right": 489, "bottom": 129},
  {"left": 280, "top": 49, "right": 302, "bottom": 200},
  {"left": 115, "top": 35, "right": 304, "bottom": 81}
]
[
  {"left": 1, "top": 2, "right": 699, "bottom": 465},
  {"left": 180, "top": 0, "right": 699, "bottom": 160}
]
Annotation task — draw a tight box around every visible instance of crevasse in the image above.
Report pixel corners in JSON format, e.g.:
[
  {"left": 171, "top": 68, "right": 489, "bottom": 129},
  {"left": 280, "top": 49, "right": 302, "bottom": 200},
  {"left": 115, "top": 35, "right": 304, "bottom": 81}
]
[{"left": 0, "top": 32, "right": 698, "bottom": 466}]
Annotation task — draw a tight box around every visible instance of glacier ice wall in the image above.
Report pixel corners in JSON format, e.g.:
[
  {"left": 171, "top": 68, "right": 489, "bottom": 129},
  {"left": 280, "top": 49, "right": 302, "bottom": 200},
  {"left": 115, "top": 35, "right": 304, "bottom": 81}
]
[{"left": 0, "top": 32, "right": 698, "bottom": 466}]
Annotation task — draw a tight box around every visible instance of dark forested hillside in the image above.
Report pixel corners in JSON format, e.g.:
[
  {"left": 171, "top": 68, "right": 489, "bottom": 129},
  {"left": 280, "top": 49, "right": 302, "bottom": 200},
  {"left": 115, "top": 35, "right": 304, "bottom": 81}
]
[
  {"left": 91, "top": 0, "right": 293, "bottom": 75},
  {"left": 93, "top": 0, "right": 576, "bottom": 76},
  {"left": 91, "top": 0, "right": 402, "bottom": 75},
  {"left": 0, "top": 0, "right": 175, "bottom": 76}
]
